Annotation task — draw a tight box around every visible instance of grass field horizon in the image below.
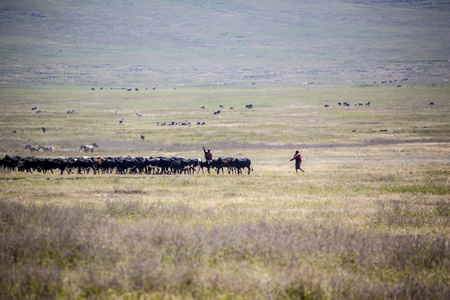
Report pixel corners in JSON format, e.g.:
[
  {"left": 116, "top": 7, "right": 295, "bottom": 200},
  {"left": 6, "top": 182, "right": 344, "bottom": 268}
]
[
  {"left": 1, "top": 0, "right": 449, "bottom": 298},
  {"left": 1, "top": 84, "right": 449, "bottom": 299}
]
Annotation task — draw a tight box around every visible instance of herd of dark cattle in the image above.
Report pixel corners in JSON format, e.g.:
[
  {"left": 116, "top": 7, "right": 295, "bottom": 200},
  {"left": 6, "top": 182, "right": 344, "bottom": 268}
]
[{"left": 0, "top": 155, "right": 253, "bottom": 175}]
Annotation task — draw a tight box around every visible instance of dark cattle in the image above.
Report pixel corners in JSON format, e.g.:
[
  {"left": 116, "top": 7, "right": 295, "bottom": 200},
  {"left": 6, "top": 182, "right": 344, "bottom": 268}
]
[
  {"left": 154, "top": 157, "right": 173, "bottom": 174},
  {"left": 41, "top": 158, "right": 61, "bottom": 174},
  {"left": 197, "top": 160, "right": 212, "bottom": 174},
  {"left": 98, "top": 158, "right": 117, "bottom": 174},
  {"left": 43, "top": 158, "right": 69, "bottom": 175},
  {"left": 141, "top": 135, "right": 145, "bottom": 141},
  {"left": 42, "top": 127, "right": 46, "bottom": 133},
  {"left": 246, "top": 104, "right": 253, "bottom": 109},
  {"left": 17, "top": 157, "right": 44, "bottom": 174},
  {"left": 214, "top": 110, "right": 221, "bottom": 115},
  {"left": 324, "top": 104, "right": 329, "bottom": 108},
  {"left": 210, "top": 158, "right": 226, "bottom": 174},
  {"left": 115, "top": 157, "right": 139, "bottom": 174},
  {"left": 31, "top": 106, "right": 37, "bottom": 110},
  {"left": 2, "top": 155, "right": 253, "bottom": 176},
  {"left": 68, "top": 158, "right": 95, "bottom": 174},
  {"left": 221, "top": 157, "right": 238, "bottom": 174},
  {"left": 235, "top": 158, "right": 253, "bottom": 175},
  {"left": 0, "top": 155, "right": 21, "bottom": 171},
  {"left": 170, "top": 159, "right": 190, "bottom": 174},
  {"left": 429, "top": 102, "right": 434, "bottom": 105},
  {"left": 137, "top": 157, "right": 158, "bottom": 174}
]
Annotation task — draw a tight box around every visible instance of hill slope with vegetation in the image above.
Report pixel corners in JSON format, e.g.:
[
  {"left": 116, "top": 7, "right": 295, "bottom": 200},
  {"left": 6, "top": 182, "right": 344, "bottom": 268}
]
[{"left": 1, "top": 0, "right": 449, "bottom": 87}]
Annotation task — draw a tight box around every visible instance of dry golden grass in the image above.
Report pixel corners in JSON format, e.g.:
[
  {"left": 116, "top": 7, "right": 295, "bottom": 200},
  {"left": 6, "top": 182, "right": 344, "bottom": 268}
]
[{"left": 0, "top": 86, "right": 449, "bottom": 299}]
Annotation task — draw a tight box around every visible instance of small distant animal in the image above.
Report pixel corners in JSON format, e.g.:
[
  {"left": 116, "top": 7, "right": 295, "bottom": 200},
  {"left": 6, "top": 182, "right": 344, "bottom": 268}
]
[
  {"left": 31, "top": 106, "right": 37, "bottom": 110},
  {"left": 201, "top": 105, "right": 205, "bottom": 109},
  {"left": 141, "top": 135, "right": 145, "bottom": 141},
  {"left": 119, "top": 119, "right": 123, "bottom": 124},
  {"left": 214, "top": 110, "right": 220, "bottom": 115},
  {"left": 42, "top": 127, "right": 46, "bottom": 133},
  {"left": 25, "top": 145, "right": 40, "bottom": 152},
  {"left": 80, "top": 143, "right": 99, "bottom": 153},
  {"left": 39, "top": 145, "right": 53, "bottom": 152}
]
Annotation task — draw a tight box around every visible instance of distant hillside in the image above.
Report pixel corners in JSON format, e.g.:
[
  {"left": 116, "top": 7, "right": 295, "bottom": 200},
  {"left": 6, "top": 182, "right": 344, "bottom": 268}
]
[{"left": 0, "top": 0, "right": 449, "bottom": 87}]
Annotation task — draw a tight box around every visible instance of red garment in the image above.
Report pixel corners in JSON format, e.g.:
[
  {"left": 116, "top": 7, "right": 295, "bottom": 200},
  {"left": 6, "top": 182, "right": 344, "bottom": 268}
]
[
  {"left": 293, "top": 153, "right": 302, "bottom": 170},
  {"left": 205, "top": 152, "right": 212, "bottom": 161}
]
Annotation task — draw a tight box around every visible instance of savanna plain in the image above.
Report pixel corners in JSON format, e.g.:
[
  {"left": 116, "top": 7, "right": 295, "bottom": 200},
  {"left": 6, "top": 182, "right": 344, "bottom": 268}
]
[{"left": 0, "top": 85, "right": 449, "bottom": 299}]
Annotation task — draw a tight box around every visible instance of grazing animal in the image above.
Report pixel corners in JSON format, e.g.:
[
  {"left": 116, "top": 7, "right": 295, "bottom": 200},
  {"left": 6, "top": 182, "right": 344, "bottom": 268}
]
[
  {"left": 80, "top": 143, "right": 99, "bottom": 153},
  {"left": 39, "top": 145, "right": 53, "bottom": 152},
  {"left": 214, "top": 110, "right": 220, "bottom": 115},
  {"left": 201, "top": 105, "right": 205, "bottom": 109},
  {"left": 119, "top": 119, "right": 123, "bottom": 124},
  {"left": 246, "top": 104, "right": 253, "bottom": 109},
  {"left": 42, "top": 127, "right": 46, "bottom": 133},
  {"left": 31, "top": 106, "right": 37, "bottom": 110},
  {"left": 235, "top": 158, "right": 253, "bottom": 175},
  {"left": 25, "top": 145, "right": 40, "bottom": 152},
  {"left": 141, "top": 135, "right": 145, "bottom": 141}
]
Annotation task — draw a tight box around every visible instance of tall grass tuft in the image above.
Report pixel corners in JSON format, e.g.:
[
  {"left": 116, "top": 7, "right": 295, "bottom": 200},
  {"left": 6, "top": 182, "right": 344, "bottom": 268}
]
[{"left": 1, "top": 199, "right": 449, "bottom": 299}]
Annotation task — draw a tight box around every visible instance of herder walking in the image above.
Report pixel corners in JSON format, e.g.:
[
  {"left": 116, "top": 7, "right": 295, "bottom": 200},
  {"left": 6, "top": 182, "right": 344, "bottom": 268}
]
[{"left": 290, "top": 150, "right": 304, "bottom": 173}]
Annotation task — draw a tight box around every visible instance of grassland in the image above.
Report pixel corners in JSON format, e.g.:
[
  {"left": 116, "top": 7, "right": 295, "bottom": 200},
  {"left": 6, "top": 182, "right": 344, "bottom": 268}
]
[
  {"left": 1, "top": 0, "right": 449, "bottom": 298},
  {"left": 0, "top": 85, "right": 449, "bottom": 299},
  {"left": 1, "top": 0, "right": 449, "bottom": 87}
]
